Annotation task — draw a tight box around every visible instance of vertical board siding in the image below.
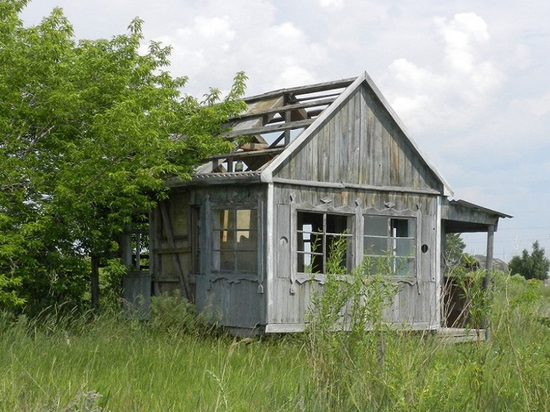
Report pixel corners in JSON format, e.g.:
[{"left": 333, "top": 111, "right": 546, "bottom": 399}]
[
  {"left": 275, "top": 86, "right": 442, "bottom": 193},
  {"left": 269, "top": 184, "right": 439, "bottom": 328},
  {"left": 153, "top": 185, "right": 267, "bottom": 329},
  {"left": 153, "top": 191, "right": 194, "bottom": 296},
  {"left": 195, "top": 277, "right": 262, "bottom": 328}
]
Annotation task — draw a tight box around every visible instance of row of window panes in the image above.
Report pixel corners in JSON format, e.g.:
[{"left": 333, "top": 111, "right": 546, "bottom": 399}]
[
  {"left": 297, "top": 212, "right": 416, "bottom": 276},
  {"left": 210, "top": 209, "right": 415, "bottom": 276}
]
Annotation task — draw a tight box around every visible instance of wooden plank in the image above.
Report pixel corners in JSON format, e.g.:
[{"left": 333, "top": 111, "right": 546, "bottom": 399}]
[
  {"left": 276, "top": 204, "right": 291, "bottom": 279},
  {"left": 271, "top": 178, "right": 440, "bottom": 194},
  {"left": 265, "top": 323, "right": 307, "bottom": 333},
  {"left": 223, "top": 118, "right": 314, "bottom": 139},
  {"left": 228, "top": 96, "right": 337, "bottom": 122},
  {"left": 243, "top": 77, "right": 356, "bottom": 103},
  {"left": 154, "top": 247, "right": 192, "bottom": 255},
  {"left": 204, "top": 147, "right": 285, "bottom": 161},
  {"left": 160, "top": 202, "right": 192, "bottom": 300}
]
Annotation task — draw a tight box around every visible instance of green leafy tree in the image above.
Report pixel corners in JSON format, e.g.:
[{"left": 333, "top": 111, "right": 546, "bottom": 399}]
[
  {"left": 0, "top": 0, "right": 246, "bottom": 311},
  {"left": 509, "top": 241, "right": 550, "bottom": 281},
  {"left": 443, "top": 233, "right": 476, "bottom": 275}
]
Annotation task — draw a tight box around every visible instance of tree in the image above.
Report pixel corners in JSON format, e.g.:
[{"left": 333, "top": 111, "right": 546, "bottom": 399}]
[
  {"left": 443, "top": 233, "right": 476, "bottom": 275},
  {"left": 0, "top": 0, "right": 247, "bottom": 312},
  {"left": 509, "top": 241, "right": 550, "bottom": 281}
]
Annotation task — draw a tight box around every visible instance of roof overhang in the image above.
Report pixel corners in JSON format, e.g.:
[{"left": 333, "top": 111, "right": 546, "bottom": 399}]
[{"left": 442, "top": 199, "right": 512, "bottom": 233}]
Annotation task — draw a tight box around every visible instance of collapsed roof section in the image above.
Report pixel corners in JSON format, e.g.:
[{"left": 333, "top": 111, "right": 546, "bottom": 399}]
[{"left": 194, "top": 78, "right": 355, "bottom": 175}]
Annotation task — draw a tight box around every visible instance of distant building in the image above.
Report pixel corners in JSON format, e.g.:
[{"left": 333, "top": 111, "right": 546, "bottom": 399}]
[{"left": 472, "top": 255, "right": 509, "bottom": 272}]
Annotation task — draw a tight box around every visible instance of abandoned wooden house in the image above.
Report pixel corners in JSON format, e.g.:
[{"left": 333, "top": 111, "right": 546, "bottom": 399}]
[{"left": 122, "top": 72, "right": 511, "bottom": 334}]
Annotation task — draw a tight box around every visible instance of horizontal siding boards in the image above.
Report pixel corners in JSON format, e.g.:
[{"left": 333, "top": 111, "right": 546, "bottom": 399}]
[
  {"left": 274, "top": 84, "right": 442, "bottom": 193},
  {"left": 268, "top": 183, "right": 439, "bottom": 327}
]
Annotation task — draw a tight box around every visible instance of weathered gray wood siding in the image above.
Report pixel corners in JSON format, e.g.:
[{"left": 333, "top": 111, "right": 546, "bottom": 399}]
[
  {"left": 273, "top": 85, "right": 443, "bottom": 193},
  {"left": 268, "top": 184, "right": 440, "bottom": 330},
  {"left": 152, "top": 184, "right": 267, "bottom": 330}
]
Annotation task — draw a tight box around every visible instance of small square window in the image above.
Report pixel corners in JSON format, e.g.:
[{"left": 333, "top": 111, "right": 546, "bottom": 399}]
[{"left": 297, "top": 211, "right": 353, "bottom": 274}]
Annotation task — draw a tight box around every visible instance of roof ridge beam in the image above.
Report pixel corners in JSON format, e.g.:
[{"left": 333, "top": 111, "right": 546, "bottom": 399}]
[{"left": 243, "top": 77, "right": 356, "bottom": 102}]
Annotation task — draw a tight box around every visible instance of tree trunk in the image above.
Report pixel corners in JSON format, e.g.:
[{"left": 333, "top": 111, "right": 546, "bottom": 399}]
[{"left": 91, "top": 255, "right": 100, "bottom": 310}]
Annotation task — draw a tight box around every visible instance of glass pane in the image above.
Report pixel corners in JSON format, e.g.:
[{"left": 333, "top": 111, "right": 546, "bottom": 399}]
[
  {"left": 364, "top": 236, "right": 388, "bottom": 255},
  {"left": 364, "top": 216, "right": 388, "bottom": 236},
  {"left": 219, "top": 250, "right": 234, "bottom": 271},
  {"left": 236, "top": 209, "right": 257, "bottom": 230},
  {"left": 212, "top": 209, "right": 258, "bottom": 272},
  {"left": 395, "top": 257, "right": 415, "bottom": 276},
  {"left": 236, "top": 251, "right": 257, "bottom": 272},
  {"left": 395, "top": 238, "right": 415, "bottom": 257},
  {"left": 214, "top": 210, "right": 231, "bottom": 230},
  {"left": 236, "top": 229, "right": 256, "bottom": 247},
  {"left": 216, "top": 230, "right": 234, "bottom": 249}
]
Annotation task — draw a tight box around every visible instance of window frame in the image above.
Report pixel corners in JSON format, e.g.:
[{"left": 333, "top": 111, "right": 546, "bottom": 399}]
[
  {"left": 363, "top": 212, "right": 418, "bottom": 278},
  {"left": 296, "top": 210, "right": 354, "bottom": 276},
  {"left": 211, "top": 206, "right": 259, "bottom": 274}
]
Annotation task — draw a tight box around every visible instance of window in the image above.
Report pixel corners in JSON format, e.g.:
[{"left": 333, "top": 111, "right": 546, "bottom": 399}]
[
  {"left": 297, "top": 212, "right": 352, "bottom": 274},
  {"left": 212, "top": 208, "right": 258, "bottom": 273},
  {"left": 363, "top": 216, "right": 416, "bottom": 276}
]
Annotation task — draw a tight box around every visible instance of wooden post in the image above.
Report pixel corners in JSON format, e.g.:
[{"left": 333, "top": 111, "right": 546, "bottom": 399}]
[
  {"left": 284, "top": 110, "right": 291, "bottom": 145},
  {"left": 91, "top": 255, "right": 100, "bottom": 310},
  {"left": 483, "top": 224, "right": 495, "bottom": 340}
]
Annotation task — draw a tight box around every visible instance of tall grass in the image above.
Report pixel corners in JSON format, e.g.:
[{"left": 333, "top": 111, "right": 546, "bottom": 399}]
[
  {"left": 304, "top": 268, "right": 550, "bottom": 411},
  {"left": 0, "top": 300, "right": 307, "bottom": 411},
  {"left": 2, "top": 273, "right": 550, "bottom": 411}
]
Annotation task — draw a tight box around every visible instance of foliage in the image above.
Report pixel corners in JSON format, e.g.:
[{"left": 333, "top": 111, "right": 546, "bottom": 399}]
[
  {"left": 443, "top": 233, "right": 467, "bottom": 267},
  {"left": 455, "top": 269, "right": 492, "bottom": 331},
  {"left": 148, "top": 291, "right": 223, "bottom": 336},
  {"left": 3, "top": 271, "right": 550, "bottom": 410},
  {"left": 509, "top": 241, "right": 550, "bottom": 280},
  {"left": 443, "top": 233, "right": 476, "bottom": 276},
  {"left": 306, "top": 236, "right": 398, "bottom": 407},
  {"left": 0, "top": 0, "right": 247, "bottom": 312}
]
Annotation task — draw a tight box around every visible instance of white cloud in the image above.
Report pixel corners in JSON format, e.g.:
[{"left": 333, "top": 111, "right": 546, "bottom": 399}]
[
  {"left": 152, "top": 3, "right": 328, "bottom": 95},
  {"left": 519, "top": 92, "right": 550, "bottom": 117},
  {"left": 319, "top": 0, "right": 345, "bottom": 10},
  {"left": 436, "top": 12, "right": 489, "bottom": 74},
  {"left": 383, "top": 13, "right": 503, "bottom": 138},
  {"left": 277, "top": 65, "right": 316, "bottom": 88}
]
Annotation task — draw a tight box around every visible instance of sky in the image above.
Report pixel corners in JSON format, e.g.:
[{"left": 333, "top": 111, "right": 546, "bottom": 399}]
[{"left": 20, "top": 0, "right": 550, "bottom": 262}]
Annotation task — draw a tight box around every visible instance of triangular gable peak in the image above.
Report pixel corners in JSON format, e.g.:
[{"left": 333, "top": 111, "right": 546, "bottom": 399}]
[
  {"left": 193, "top": 73, "right": 452, "bottom": 197},
  {"left": 262, "top": 73, "right": 453, "bottom": 196}
]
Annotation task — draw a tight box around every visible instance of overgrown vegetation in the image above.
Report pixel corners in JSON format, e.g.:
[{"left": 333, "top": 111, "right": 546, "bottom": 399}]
[{"left": 2, "top": 271, "right": 550, "bottom": 411}]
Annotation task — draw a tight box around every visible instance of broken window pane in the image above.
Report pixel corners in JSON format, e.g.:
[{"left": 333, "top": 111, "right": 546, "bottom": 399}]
[{"left": 297, "top": 211, "right": 352, "bottom": 274}]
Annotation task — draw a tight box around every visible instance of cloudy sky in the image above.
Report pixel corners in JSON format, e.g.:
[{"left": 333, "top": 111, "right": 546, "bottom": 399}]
[{"left": 20, "top": 0, "right": 550, "bottom": 262}]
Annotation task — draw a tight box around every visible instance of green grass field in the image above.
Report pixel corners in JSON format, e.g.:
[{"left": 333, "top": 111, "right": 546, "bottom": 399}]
[{"left": 2, "top": 273, "right": 550, "bottom": 411}]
